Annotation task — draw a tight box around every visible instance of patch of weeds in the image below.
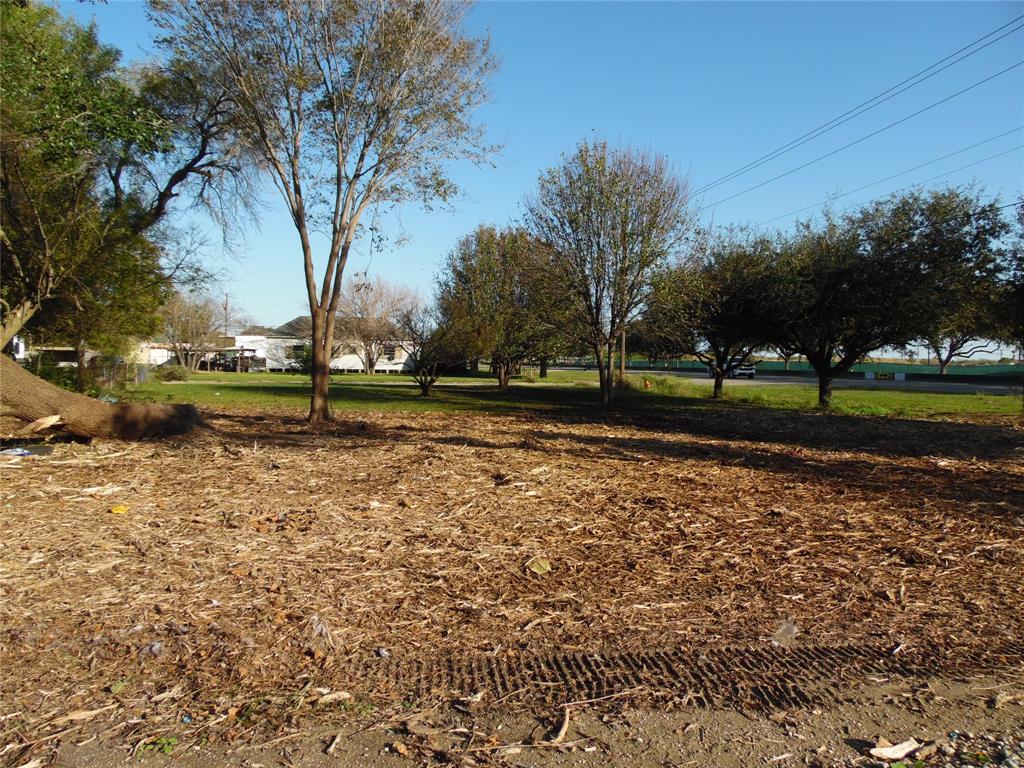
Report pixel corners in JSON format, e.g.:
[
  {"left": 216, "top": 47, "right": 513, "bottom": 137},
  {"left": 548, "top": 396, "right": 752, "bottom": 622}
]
[
  {"left": 832, "top": 403, "right": 889, "bottom": 417},
  {"left": 627, "top": 374, "right": 696, "bottom": 398},
  {"left": 731, "top": 391, "right": 774, "bottom": 407},
  {"left": 140, "top": 736, "right": 178, "bottom": 755},
  {"left": 338, "top": 697, "right": 376, "bottom": 716}
]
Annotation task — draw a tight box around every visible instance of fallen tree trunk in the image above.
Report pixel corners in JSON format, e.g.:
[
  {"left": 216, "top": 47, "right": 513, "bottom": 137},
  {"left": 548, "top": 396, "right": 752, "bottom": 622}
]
[{"left": 1, "top": 354, "right": 202, "bottom": 440}]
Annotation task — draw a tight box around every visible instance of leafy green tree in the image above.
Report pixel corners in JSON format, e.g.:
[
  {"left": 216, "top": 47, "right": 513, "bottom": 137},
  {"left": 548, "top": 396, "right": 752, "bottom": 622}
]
[
  {"left": 997, "top": 201, "right": 1024, "bottom": 360},
  {"left": 0, "top": 1, "right": 246, "bottom": 438},
  {"left": 647, "top": 230, "right": 781, "bottom": 398},
  {"left": 438, "top": 225, "right": 562, "bottom": 389},
  {"left": 0, "top": 1, "right": 241, "bottom": 347},
  {"left": 32, "top": 233, "right": 169, "bottom": 390},
  {"left": 0, "top": 0, "right": 160, "bottom": 345},
  {"left": 777, "top": 189, "right": 995, "bottom": 407},
  {"left": 916, "top": 189, "right": 1012, "bottom": 374}
]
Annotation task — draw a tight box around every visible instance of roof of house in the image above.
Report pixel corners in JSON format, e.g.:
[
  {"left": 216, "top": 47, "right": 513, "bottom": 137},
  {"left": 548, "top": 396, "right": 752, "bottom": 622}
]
[
  {"left": 239, "top": 325, "right": 279, "bottom": 337},
  {"left": 272, "top": 316, "right": 312, "bottom": 339}
]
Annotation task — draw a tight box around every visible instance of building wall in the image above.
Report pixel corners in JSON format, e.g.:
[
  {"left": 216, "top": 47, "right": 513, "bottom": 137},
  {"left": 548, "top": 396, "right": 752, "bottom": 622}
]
[{"left": 264, "top": 336, "right": 307, "bottom": 370}]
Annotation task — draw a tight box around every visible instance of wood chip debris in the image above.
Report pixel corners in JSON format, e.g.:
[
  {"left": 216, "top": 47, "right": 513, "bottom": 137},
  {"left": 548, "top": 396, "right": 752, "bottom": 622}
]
[{"left": 0, "top": 405, "right": 1021, "bottom": 749}]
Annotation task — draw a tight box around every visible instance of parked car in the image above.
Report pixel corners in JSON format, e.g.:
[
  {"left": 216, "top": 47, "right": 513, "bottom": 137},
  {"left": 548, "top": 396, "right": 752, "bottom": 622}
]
[{"left": 707, "top": 359, "right": 757, "bottom": 379}]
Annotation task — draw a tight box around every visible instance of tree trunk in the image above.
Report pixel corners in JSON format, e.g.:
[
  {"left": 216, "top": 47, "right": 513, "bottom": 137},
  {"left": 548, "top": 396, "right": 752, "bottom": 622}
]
[
  {"left": 594, "top": 345, "right": 611, "bottom": 414},
  {"left": 75, "top": 341, "right": 88, "bottom": 393},
  {"left": 418, "top": 377, "right": 433, "bottom": 396},
  {"left": 782, "top": 355, "right": 791, "bottom": 371},
  {"left": 309, "top": 360, "right": 331, "bottom": 422},
  {"left": 712, "top": 372, "right": 724, "bottom": 399},
  {"left": 308, "top": 311, "right": 334, "bottom": 423},
  {"left": 0, "top": 298, "right": 38, "bottom": 348},
  {"left": 539, "top": 358, "right": 548, "bottom": 378},
  {"left": 1, "top": 354, "right": 201, "bottom": 440},
  {"left": 496, "top": 363, "right": 512, "bottom": 390},
  {"left": 817, "top": 375, "right": 833, "bottom": 408},
  {"left": 601, "top": 342, "right": 615, "bottom": 412},
  {"left": 617, "top": 329, "right": 626, "bottom": 387}
]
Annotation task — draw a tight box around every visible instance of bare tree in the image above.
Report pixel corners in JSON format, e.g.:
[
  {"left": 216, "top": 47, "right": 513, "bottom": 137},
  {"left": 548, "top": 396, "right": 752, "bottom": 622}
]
[
  {"left": 337, "top": 273, "right": 415, "bottom": 374},
  {"left": 396, "top": 301, "right": 458, "bottom": 396},
  {"left": 152, "top": 0, "right": 497, "bottom": 423},
  {"left": 525, "top": 141, "right": 694, "bottom": 412},
  {"left": 162, "top": 292, "right": 222, "bottom": 371}
]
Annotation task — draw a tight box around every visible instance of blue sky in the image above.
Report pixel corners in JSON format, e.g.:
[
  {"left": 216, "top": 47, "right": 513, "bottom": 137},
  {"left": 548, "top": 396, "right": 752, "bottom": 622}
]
[{"left": 65, "top": 1, "right": 1024, "bottom": 327}]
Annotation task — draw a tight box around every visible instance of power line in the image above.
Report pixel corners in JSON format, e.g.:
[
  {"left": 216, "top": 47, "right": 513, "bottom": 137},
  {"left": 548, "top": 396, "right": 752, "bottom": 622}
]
[
  {"left": 694, "top": 13, "right": 1024, "bottom": 196},
  {"left": 705, "top": 59, "right": 1024, "bottom": 210},
  {"left": 757, "top": 127, "right": 1024, "bottom": 225}
]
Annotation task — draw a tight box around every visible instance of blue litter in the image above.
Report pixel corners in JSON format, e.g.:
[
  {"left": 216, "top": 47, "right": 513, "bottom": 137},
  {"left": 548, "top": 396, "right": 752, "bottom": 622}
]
[{"left": 1, "top": 448, "right": 32, "bottom": 457}]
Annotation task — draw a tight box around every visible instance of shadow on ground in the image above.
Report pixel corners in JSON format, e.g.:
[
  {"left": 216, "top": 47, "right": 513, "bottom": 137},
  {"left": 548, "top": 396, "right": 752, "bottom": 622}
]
[{"left": 200, "top": 378, "right": 1022, "bottom": 459}]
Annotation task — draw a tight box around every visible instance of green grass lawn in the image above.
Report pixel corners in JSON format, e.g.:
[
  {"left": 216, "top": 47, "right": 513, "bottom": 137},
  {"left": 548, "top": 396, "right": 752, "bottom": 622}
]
[{"left": 126, "top": 369, "right": 1022, "bottom": 420}]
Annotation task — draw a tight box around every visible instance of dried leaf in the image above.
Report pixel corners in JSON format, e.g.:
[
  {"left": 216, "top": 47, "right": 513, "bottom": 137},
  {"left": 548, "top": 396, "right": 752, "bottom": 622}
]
[
  {"left": 870, "top": 738, "right": 922, "bottom": 760},
  {"left": 527, "top": 556, "right": 552, "bottom": 576},
  {"left": 51, "top": 704, "right": 116, "bottom": 726}
]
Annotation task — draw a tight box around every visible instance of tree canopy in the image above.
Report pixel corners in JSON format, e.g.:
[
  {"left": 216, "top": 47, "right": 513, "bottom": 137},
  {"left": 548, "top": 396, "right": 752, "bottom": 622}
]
[
  {"left": 526, "top": 140, "right": 694, "bottom": 411},
  {"left": 438, "top": 225, "right": 563, "bottom": 389},
  {"left": 647, "top": 229, "right": 782, "bottom": 398},
  {"left": 1, "top": 0, "right": 244, "bottom": 349}
]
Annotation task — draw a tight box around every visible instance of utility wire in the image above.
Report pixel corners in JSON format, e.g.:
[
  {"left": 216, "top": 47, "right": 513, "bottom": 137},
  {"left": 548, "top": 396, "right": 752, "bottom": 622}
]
[
  {"left": 757, "top": 127, "right": 1024, "bottom": 225},
  {"left": 694, "top": 13, "right": 1024, "bottom": 195},
  {"left": 705, "top": 60, "right": 1024, "bottom": 210},
  {"left": 780, "top": 199, "right": 1023, "bottom": 244}
]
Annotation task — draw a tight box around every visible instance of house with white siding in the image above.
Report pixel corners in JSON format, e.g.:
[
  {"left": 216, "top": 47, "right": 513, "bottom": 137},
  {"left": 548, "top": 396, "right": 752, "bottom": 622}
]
[{"left": 240, "top": 317, "right": 413, "bottom": 373}]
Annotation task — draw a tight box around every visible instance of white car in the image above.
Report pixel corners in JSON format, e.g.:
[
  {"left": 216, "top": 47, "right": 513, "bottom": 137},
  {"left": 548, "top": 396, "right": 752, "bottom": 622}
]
[{"left": 708, "top": 360, "right": 757, "bottom": 379}]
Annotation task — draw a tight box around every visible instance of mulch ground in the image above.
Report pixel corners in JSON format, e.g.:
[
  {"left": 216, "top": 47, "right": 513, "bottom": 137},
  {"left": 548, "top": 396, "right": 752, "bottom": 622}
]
[{"left": 1, "top": 405, "right": 1022, "bottom": 757}]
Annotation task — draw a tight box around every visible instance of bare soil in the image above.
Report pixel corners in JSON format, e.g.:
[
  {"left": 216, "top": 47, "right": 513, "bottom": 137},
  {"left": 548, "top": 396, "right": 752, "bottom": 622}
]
[
  {"left": 1, "top": 405, "right": 1022, "bottom": 766},
  {"left": 49, "top": 672, "right": 1024, "bottom": 767}
]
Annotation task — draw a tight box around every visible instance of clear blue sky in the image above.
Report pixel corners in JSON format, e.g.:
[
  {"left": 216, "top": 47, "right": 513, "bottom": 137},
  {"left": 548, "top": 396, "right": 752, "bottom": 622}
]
[{"left": 65, "top": 1, "right": 1024, "bottom": 327}]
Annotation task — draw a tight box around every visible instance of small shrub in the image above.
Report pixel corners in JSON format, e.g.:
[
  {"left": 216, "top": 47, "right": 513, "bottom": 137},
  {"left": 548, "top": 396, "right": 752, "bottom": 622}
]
[
  {"left": 27, "top": 357, "right": 78, "bottom": 391},
  {"left": 155, "top": 364, "right": 190, "bottom": 382}
]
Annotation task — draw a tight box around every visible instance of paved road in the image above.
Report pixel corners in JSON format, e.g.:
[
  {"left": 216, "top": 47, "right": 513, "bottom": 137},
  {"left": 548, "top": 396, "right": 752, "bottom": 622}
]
[{"left": 627, "top": 369, "right": 1022, "bottom": 396}]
